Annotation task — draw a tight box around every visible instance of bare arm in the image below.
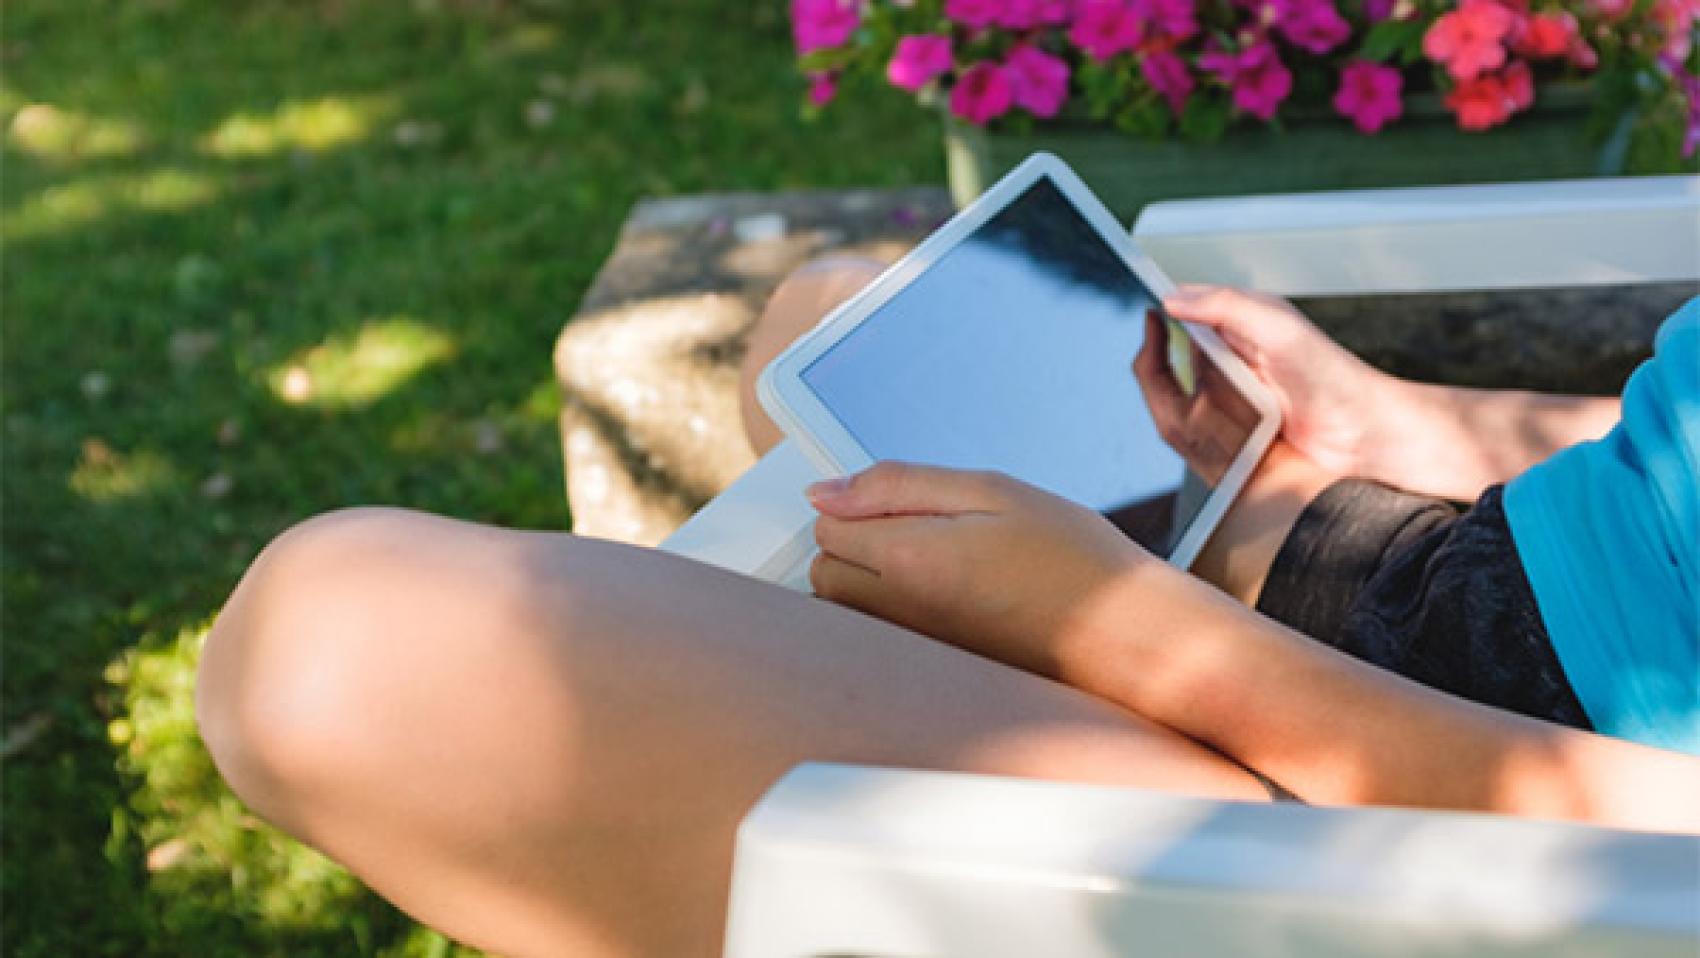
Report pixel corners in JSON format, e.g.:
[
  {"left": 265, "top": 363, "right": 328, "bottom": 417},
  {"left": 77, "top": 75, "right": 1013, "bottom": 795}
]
[
  {"left": 1362, "top": 381, "right": 1620, "bottom": 501},
  {"left": 1068, "top": 561, "right": 1700, "bottom": 833},
  {"left": 808, "top": 463, "right": 1700, "bottom": 835},
  {"left": 1161, "top": 287, "right": 1624, "bottom": 503}
]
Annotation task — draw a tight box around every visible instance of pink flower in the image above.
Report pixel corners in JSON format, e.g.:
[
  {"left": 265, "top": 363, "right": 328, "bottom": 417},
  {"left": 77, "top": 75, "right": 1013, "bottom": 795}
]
[
  {"left": 950, "top": 61, "right": 1017, "bottom": 124},
  {"left": 1424, "top": 0, "right": 1514, "bottom": 81},
  {"left": 888, "top": 34, "right": 955, "bottom": 92},
  {"left": 1145, "top": 0, "right": 1200, "bottom": 41},
  {"left": 792, "top": 0, "right": 861, "bottom": 54},
  {"left": 998, "top": 0, "right": 1075, "bottom": 28},
  {"left": 1588, "top": 0, "right": 1633, "bottom": 20},
  {"left": 1503, "top": 58, "right": 1534, "bottom": 109},
  {"left": 1444, "top": 67, "right": 1522, "bottom": 130},
  {"left": 1200, "top": 42, "right": 1292, "bottom": 120},
  {"left": 1275, "top": 0, "right": 1352, "bottom": 54},
  {"left": 1676, "top": 68, "right": 1699, "bottom": 157},
  {"left": 808, "top": 72, "right": 839, "bottom": 106},
  {"left": 1142, "top": 49, "right": 1195, "bottom": 113},
  {"left": 1510, "top": 10, "right": 1577, "bottom": 58},
  {"left": 947, "top": 0, "right": 1008, "bottom": 27},
  {"left": 1364, "top": 0, "right": 1397, "bottom": 22},
  {"left": 1653, "top": 0, "right": 1700, "bottom": 61},
  {"left": 1070, "top": 0, "right": 1145, "bottom": 60},
  {"left": 1005, "top": 44, "right": 1072, "bottom": 117},
  {"left": 1333, "top": 60, "right": 1403, "bottom": 133}
]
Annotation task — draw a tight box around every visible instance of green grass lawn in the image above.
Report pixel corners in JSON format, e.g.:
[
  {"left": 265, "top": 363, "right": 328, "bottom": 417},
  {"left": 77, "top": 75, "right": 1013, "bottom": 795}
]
[{"left": 1, "top": 1, "right": 938, "bottom": 953}]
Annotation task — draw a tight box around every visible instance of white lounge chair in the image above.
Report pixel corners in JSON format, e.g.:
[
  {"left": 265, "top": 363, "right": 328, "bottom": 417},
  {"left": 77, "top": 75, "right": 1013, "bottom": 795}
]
[{"left": 717, "top": 176, "right": 1700, "bottom": 958}]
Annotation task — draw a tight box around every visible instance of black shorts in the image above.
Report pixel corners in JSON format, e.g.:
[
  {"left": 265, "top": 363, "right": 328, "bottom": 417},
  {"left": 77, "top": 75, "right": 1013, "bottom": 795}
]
[{"left": 1255, "top": 479, "right": 1593, "bottom": 732}]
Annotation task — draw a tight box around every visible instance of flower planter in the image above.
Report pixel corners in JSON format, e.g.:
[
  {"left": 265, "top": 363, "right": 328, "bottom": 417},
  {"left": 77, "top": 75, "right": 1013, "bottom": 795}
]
[{"left": 945, "top": 89, "right": 1625, "bottom": 220}]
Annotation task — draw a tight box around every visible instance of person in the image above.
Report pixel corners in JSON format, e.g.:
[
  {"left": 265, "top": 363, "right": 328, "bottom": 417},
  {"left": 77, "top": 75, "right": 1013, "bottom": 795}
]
[{"left": 196, "top": 257, "right": 1700, "bottom": 958}]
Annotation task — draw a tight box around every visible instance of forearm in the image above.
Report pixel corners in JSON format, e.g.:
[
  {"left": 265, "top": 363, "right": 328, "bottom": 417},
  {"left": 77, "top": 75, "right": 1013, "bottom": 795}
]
[
  {"left": 1190, "top": 441, "right": 1337, "bottom": 605},
  {"left": 1063, "top": 567, "right": 1700, "bottom": 833},
  {"left": 1361, "top": 380, "right": 1620, "bottom": 501}
]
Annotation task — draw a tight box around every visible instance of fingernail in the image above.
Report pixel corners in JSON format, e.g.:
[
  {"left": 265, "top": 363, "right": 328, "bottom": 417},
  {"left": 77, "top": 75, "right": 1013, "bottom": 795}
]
[{"left": 806, "top": 476, "right": 852, "bottom": 503}]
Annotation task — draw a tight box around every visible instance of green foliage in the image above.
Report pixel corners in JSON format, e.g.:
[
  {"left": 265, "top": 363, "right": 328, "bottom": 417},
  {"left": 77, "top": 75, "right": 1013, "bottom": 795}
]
[
  {"left": 1180, "top": 93, "right": 1234, "bottom": 142},
  {"left": 1078, "top": 61, "right": 1135, "bottom": 121},
  {"left": 1117, "top": 98, "right": 1174, "bottom": 139},
  {"left": 1359, "top": 19, "right": 1428, "bottom": 66},
  {"left": 1, "top": 1, "right": 939, "bottom": 955}
]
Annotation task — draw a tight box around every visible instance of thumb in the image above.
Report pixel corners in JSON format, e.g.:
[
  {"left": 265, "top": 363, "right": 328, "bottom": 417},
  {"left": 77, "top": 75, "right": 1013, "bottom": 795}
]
[
  {"left": 807, "top": 461, "right": 1009, "bottom": 518},
  {"left": 1159, "top": 284, "right": 1240, "bottom": 329}
]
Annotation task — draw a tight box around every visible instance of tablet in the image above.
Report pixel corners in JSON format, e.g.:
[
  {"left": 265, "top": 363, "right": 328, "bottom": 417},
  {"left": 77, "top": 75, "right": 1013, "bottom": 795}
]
[{"left": 757, "top": 153, "right": 1281, "bottom": 569}]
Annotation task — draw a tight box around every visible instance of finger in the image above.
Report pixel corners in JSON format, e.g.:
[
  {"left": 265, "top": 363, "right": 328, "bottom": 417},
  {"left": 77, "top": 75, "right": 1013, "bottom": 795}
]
[
  {"left": 807, "top": 460, "right": 1010, "bottom": 519},
  {"left": 1133, "top": 310, "right": 1189, "bottom": 442},
  {"left": 813, "top": 513, "right": 940, "bottom": 577},
  {"left": 1159, "top": 285, "right": 1246, "bottom": 326},
  {"left": 809, "top": 550, "right": 903, "bottom": 621}
]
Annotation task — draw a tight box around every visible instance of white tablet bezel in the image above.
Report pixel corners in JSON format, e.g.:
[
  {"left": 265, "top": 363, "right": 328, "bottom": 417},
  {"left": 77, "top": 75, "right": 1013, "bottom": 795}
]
[{"left": 757, "top": 152, "right": 1282, "bottom": 569}]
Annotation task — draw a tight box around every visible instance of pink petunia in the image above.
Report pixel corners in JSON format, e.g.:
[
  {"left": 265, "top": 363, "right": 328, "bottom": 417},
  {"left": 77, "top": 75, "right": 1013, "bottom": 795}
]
[
  {"left": 1275, "top": 0, "right": 1352, "bottom": 54},
  {"left": 808, "top": 72, "right": 839, "bottom": 106},
  {"left": 792, "top": 0, "right": 861, "bottom": 54},
  {"left": 946, "top": 0, "right": 1008, "bottom": 27},
  {"left": 1333, "top": 60, "right": 1403, "bottom": 133},
  {"left": 1445, "top": 69, "right": 1517, "bottom": 129},
  {"left": 950, "top": 61, "right": 1017, "bottom": 124},
  {"left": 1423, "top": 0, "right": 1514, "bottom": 81},
  {"left": 1141, "top": 48, "right": 1195, "bottom": 114},
  {"left": 1652, "top": 0, "right": 1700, "bottom": 61},
  {"left": 1200, "top": 41, "right": 1292, "bottom": 120},
  {"left": 999, "top": 0, "right": 1075, "bottom": 28},
  {"left": 1004, "top": 44, "right": 1073, "bottom": 117},
  {"left": 1364, "top": 0, "right": 1397, "bottom": 21},
  {"left": 1502, "top": 58, "right": 1534, "bottom": 110},
  {"left": 1510, "top": 10, "right": 1577, "bottom": 58},
  {"left": 888, "top": 34, "right": 955, "bottom": 92},
  {"left": 1144, "top": 0, "right": 1200, "bottom": 41},
  {"left": 1677, "top": 67, "right": 1699, "bottom": 158},
  {"left": 1568, "top": 34, "right": 1600, "bottom": 69},
  {"left": 1069, "top": 0, "right": 1145, "bottom": 60}
]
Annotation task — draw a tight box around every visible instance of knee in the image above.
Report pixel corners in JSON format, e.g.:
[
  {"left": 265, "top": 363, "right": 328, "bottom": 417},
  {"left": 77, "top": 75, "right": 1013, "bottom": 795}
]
[
  {"left": 196, "top": 507, "right": 433, "bottom": 821},
  {"left": 740, "top": 255, "right": 889, "bottom": 454}
]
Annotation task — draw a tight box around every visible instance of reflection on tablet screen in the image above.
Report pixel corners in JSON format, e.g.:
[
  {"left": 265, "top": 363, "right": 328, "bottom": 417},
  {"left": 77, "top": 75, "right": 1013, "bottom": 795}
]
[{"left": 799, "top": 178, "right": 1260, "bottom": 557}]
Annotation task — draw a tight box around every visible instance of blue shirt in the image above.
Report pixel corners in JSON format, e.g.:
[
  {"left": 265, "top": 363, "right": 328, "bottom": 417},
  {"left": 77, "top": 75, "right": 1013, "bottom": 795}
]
[{"left": 1504, "top": 298, "right": 1700, "bottom": 754}]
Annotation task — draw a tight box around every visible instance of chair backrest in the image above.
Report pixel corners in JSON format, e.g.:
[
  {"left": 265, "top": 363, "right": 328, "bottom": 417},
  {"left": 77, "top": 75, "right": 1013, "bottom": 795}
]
[
  {"left": 1131, "top": 176, "right": 1700, "bottom": 296},
  {"left": 724, "top": 764, "right": 1700, "bottom": 958}
]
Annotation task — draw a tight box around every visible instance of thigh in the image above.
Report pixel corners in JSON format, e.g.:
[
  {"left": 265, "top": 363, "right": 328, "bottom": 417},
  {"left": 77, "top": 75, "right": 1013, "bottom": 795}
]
[
  {"left": 739, "top": 255, "right": 888, "bottom": 456},
  {"left": 199, "top": 508, "right": 1264, "bottom": 958}
]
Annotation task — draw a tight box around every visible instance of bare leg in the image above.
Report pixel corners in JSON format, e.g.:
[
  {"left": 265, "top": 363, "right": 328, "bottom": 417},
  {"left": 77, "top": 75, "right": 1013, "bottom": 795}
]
[
  {"left": 197, "top": 258, "right": 1271, "bottom": 956},
  {"left": 197, "top": 511, "right": 1264, "bottom": 958},
  {"left": 739, "top": 254, "right": 889, "bottom": 457}
]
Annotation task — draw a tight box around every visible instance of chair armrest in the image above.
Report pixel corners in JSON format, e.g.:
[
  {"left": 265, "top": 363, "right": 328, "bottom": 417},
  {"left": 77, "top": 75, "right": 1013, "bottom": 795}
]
[
  {"left": 724, "top": 764, "right": 1699, "bottom": 958},
  {"left": 1132, "top": 176, "right": 1700, "bottom": 296}
]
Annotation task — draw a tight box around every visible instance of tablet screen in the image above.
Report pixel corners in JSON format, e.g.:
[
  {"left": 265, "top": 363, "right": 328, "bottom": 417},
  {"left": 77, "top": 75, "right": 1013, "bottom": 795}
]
[{"left": 799, "top": 177, "right": 1262, "bottom": 556}]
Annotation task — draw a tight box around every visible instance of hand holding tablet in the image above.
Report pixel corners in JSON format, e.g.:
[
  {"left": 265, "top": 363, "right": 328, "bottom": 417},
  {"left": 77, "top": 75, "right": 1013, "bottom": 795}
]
[{"left": 758, "top": 153, "right": 1280, "bottom": 569}]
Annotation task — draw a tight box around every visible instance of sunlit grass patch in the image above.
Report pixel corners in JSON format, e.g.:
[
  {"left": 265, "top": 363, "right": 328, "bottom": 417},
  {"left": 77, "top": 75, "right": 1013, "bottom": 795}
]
[
  {"left": 3, "top": 166, "right": 221, "bottom": 242},
  {"left": 200, "top": 95, "right": 396, "bottom": 160},
  {"left": 69, "top": 440, "right": 180, "bottom": 504},
  {"left": 7, "top": 103, "right": 147, "bottom": 163},
  {"left": 268, "top": 317, "right": 457, "bottom": 410}
]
